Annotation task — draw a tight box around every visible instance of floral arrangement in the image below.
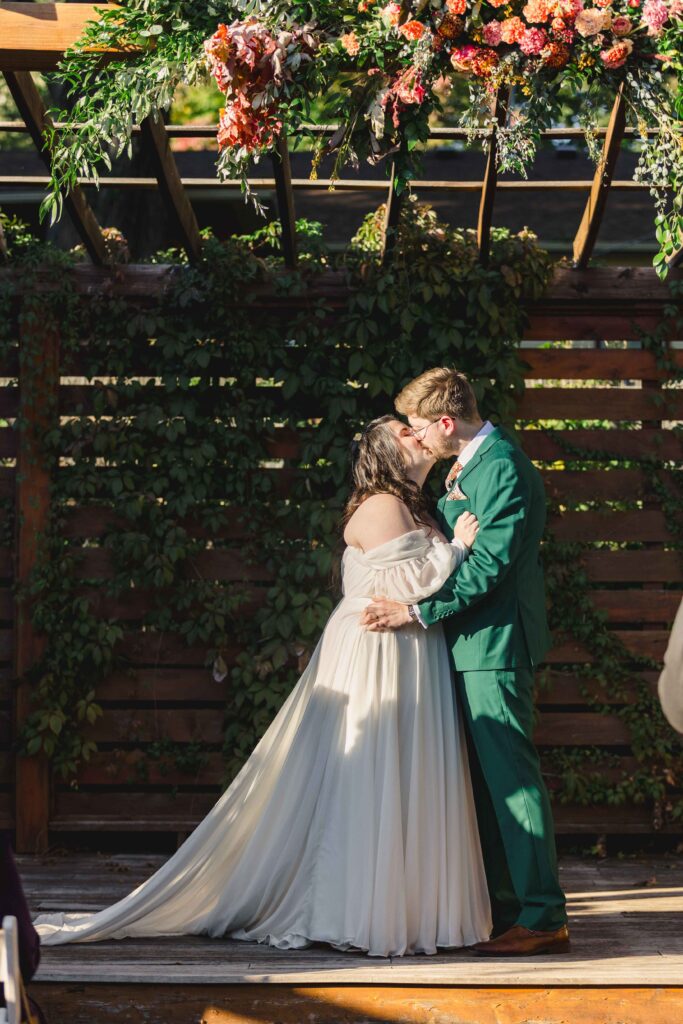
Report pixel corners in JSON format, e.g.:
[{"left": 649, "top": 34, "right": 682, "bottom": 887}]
[
  {"left": 201, "top": 0, "right": 682, "bottom": 271},
  {"left": 35, "top": 1, "right": 683, "bottom": 272}
]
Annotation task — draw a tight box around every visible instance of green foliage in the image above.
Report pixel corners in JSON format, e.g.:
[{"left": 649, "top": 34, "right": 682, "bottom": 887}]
[{"left": 1, "top": 201, "right": 681, "bottom": 829}]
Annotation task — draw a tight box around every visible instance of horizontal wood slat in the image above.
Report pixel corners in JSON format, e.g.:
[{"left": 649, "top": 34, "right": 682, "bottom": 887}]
[
  {"left": 263, "top": 426, "right": 683, "bottom": 462},
  {"left": 547, "top": 631, "right": 670, "bottom": 663},
  {"left": 520, "top": 349, "right": 683, "bottom": 381},
  {"left": 518, "top": 387, "right": 683, "bottom": 420},
  {"left": 47, "top": 793, "right": 672, "bottom": 834},
  {"left": 549, "top": 510, "right": 671, "bottom": 542},
  {"left": 583, "top": 550, "right": 682, "bottom": 583}
]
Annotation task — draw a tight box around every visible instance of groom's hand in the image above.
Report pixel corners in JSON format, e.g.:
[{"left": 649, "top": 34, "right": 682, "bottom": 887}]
[{"left": 361, "top": 597, "right": 412, "bottom": 631}]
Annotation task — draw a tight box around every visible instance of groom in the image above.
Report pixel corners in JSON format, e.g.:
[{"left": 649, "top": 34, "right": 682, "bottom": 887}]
[{"left": 362, "top": 367, "right": 568, "bottom": 956}]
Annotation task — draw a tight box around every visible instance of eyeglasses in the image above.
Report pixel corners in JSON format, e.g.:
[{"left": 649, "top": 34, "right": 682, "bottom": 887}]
[{"left": 409, "top": 420, "right": 439, "bottom": 440}]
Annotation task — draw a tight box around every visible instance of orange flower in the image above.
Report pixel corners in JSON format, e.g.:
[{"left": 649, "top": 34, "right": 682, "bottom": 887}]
[
  {"left": 399, "top": 19, "right": 427, "bottom": 40},
  {"left": 341, "top": 31, "right": 361, "bottom": 55}
]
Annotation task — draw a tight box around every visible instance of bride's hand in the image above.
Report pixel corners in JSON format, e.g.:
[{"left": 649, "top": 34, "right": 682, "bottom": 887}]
[{"left": 454, "top": 511, "right": 479, "bottom": 549}]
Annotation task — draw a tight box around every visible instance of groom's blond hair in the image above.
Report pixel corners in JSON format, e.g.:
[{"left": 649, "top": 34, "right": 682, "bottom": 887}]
[{"left": 395, "top": 367, "right": 479, "bottom": 422}]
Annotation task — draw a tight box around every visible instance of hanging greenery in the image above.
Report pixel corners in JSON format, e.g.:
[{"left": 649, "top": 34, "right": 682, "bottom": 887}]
[{"left": 38, "top": 1, "right": 683, "bottom": 272}]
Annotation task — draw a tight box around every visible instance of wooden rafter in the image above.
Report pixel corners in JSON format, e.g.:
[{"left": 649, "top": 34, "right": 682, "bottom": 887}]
[
  {"left": 381, "top": 161, "right": 404, "bottom": 264},
  {"left": 667, "top": 246, "right": 683, "bottom": 270},
  {"left": 140, "top": 113, "right": 202, "bottom": 262},
  {"left": 270, "top": 133, "right": 297, "bottom": 268},
  {"left": 572, "top": 83, "right": 626, "bottom": 269},
  {"left": 0, "top": 3, "right": 124, "bottom": 72},
  {"left": 3, "top": 70, "right": 108, "bottom": 265},
  {"left": 477, "top": 86, "right": 510, "bottom": 266},
  {"left": 0, "top": 175, "right": 658, "bottom": 192}
]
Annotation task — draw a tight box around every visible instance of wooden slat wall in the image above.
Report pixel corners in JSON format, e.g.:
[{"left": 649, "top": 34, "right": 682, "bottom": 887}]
[
  {"left": 0, "top": 395, "right": 17, "bottom": 829},
  {"left": 3, "top": 341, "right": 682, "bottom": 841}
]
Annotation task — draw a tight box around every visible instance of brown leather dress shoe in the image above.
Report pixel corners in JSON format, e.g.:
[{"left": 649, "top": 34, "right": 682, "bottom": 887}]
[{"left": 468, "top": 923, "right": 570, "bottom": 957}]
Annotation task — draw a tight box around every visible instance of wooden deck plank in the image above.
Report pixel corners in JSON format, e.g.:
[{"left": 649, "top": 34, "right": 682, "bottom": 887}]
[{"left": 15, "top": 855, "right": 683, "bottom": 987}]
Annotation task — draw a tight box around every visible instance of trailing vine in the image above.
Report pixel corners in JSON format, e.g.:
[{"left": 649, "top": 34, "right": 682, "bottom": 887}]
[
  {"left": 541, "top": 284, "right": 683, "bottom": 826},
  {"left": 1, "top": 200, "right": 681, "bottom": 829}
]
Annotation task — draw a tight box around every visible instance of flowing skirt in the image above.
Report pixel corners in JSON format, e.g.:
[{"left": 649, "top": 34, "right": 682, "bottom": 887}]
[{"left": 34, "top": 598, "right": 491, "bottom": 957}]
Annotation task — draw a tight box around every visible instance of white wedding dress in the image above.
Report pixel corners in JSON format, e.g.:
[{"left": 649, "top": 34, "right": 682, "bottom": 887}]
[{"left": 34, "top": 529, "right": 491, "bottom": 957}]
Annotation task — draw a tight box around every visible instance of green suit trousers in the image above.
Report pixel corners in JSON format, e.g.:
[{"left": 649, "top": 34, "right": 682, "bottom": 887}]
[{"left": 457, "top": 667, "right": 567, "bottom": 933}]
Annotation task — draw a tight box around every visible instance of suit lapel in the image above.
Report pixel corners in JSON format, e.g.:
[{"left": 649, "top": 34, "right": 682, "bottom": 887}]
[{"left": 453, "top": 425, "right": 506, "bottom": 493}]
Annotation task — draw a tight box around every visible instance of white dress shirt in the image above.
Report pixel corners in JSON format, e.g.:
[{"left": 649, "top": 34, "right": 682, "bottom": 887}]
[{"left": 411, "top": 421, "right": 494, "bottom": 627}]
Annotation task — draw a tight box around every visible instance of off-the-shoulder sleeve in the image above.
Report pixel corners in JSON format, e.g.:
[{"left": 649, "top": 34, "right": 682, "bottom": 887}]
[{"left": 363, "top": 534, "right": 465, "bottom": 604}]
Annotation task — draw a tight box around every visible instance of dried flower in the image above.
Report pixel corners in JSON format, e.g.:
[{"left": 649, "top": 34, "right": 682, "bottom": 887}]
[
  {"left": 471, "top": 46, "right": 500, "bottom": 75},
  {"left": 436, "top": 12, "right": 466, "bottom": 37},
  {"left": 542, "top": 40, "right": 571, "bottom": 65}
]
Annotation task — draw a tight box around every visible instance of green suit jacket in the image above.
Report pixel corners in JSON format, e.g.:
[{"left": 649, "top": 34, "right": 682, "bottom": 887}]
[{"left": 418, "top": 426, "right": 552, "bottom": 670}]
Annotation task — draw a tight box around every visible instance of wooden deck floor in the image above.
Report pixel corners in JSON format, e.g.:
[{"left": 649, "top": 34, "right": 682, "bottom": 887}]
[{"left": 18, "top": 852, "right": 683, "bottom": 987}]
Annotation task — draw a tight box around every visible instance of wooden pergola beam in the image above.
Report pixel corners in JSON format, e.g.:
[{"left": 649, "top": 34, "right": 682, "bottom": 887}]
[
  {"left": 140, "top": 113, "right": 202, "bottom": 262},
  {"left": 381, "top": 161, "right": 404, "bottom": 264},
  {"left": 270, "top": 134, "right": 297, "bottom": 268},
  {"left": 0, "top": 3, "right": 124, "bottom": 71},
  {"left": 667, "top": 246, "right": 683, "bottom": 270},
  {"left": 572, "top": 84, "right": 626, "bottom": 269},
  {"left": 0, "top": 176, "right": 658, "bottom": 192},
  {"left": 477, "top": 87, "right": 510, "bottom": 266},
  {"left": 3, "top": 70, "right": 108, "bottom": 264}
]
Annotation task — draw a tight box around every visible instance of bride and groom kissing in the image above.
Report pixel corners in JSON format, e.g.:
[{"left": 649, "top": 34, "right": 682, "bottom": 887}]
[{"left": 34, "top": 366, "right": 569, "bottom": 959}]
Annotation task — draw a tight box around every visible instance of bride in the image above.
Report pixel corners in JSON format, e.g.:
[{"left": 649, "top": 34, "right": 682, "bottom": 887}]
[{"left": 34, "top": 415, "right": 492, "bottom": 958}]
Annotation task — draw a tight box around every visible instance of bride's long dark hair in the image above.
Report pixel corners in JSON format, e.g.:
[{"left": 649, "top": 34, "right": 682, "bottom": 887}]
[{"left": 343, "top": 415, "right": 431, "bottom": 529}]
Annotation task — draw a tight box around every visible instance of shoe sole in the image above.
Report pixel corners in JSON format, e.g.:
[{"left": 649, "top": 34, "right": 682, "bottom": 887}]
[{"left": 470, "top": 940, "right": 571, "bottom": 957}]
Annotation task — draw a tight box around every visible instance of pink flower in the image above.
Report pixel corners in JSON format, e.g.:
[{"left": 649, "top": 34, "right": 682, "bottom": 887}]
[
  {"left": 482, "top": 21, "right": 503, "bottom": 45},
  {"left": 340, "top": 31, "right": 360, "bottom": 55},
  {"left": 500, "top": 16, "right": 527, "bottom": 42},
  {"left": 399, "top": 19, "right": 427, "bottom": 40},
  {"left": 450, "top": 43, "right": 479, "bottom": 70},
  {"left": 599, "top": 38, "right": 634, "bottom": 66},
  {"left": 447, "top": 0, "right": 468, "bottom": 12},
  {"left": 519, "top": 26, "right": 549, "bottom": 54},
  {"left": 523, "top": 0, "right": 551, "bottom": 22},
  {"left": 381, "top": 2, "right": 402, "bottom": 26},
  {"left": 642, "top": 0, "right": 669, "bottom": 34},
  {"left": 611, "top": 14, "right": 633, "bottom": 33},
  {"left": 669, "top": 0, "right": 683, "bottom": 16},
  {"left": 574, "top": 8, "right": 611, "bottom": 34},
  {"left": 486, "top": 0, "right": 508, "bottom": 7}
]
